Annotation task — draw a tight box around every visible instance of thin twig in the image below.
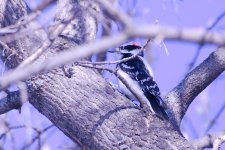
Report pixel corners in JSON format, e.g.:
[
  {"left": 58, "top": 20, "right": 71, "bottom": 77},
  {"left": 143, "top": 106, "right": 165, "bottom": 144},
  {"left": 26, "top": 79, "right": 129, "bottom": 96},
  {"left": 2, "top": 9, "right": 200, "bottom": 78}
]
[
  {"left": 205, "top": 101, "right": 225, "bottom": 133},
  {"left": 0, "top": 12, "right": 40, "bottom": 35},
  {"left": 97, "top": 0, "right": 132, "bottom": 28},
  {"left": 20, "top": 125, "right": 54, "bottom": 150},
  {"left": 75, "top": 63, "right": 116, "bottom": 73},
  {"left": 0, "top": 123, "right": 55, "bottom": 150},
  {"left": 0, "top": 41, "right": 16, "bottom": 54},
  {"left": 1, "top": 25, "right": 225, "bottom": 90},
  {"left": 0, "top": 0, "right": 55, "bottom": 43},
  {"left": 182, "top": 116, "right": 199, "bottom": 138},
  {"left": 17, "top": 11, "right": 76, "bottom": 69},
  {"left": 186, "top": 10, "right": 225, "bottom": 73},
  {"left": 76, "top": 39, "right": 151, "bottom": 65}
]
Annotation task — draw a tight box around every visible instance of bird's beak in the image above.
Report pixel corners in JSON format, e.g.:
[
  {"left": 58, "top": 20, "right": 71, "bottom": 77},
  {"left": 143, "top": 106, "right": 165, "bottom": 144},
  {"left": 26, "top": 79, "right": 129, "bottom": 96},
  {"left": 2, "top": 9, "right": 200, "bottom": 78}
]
[
  {"left": 107, "top": 48, "right": 120, "bottom": 53},
  {"left": 107, "top": 50, "right": 115, "bottom": 53}
]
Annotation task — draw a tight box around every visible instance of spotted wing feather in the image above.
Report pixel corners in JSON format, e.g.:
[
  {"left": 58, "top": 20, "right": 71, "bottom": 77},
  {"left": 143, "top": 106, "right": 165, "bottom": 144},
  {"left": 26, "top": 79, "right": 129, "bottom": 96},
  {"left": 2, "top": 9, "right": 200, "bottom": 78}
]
[{"left": 118, "top": 56, "right": 168, "bottom": 119}]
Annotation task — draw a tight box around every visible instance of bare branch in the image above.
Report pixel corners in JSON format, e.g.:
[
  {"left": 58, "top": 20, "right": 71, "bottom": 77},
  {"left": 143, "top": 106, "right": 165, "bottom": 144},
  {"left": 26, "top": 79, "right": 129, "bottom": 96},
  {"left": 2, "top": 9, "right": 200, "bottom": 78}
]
[
  {"left": 16, "top": 5, "right": 78, "bottom": 69},
  {"left": 1, "top": 23, "right": 225, "bottom": 90},
  {"left": 191, "top": 131, "right": 225, "bottom": 149},
  {"left": 0, "top": 123, "right": 54, "bottom": 150},
  {"left": 186, "top": 10, "right": 225, "bottom": 73},
  {"left": 205, "top": 101, "right": 225, "bottom": 132},
  {"left": 0, "top": 32, "right": 128, "bottom": 89},
  {"left": 0, "top": 12, "right": 40, "bottom": 35},
  {"left": 97, "top": 0, "right": 133, "bottom": 27},
  {"left": 0, "top": 91, "right": 21, "bottom": 114},
  {"left": 165, "top": 48, "right": 225, "bottom": 125},
  {"left": 1, "top": 0, "right": 225, "bottom": 90},
  {"left": 21, "top": 125, "right": 54, "bottom": 150},
  {"left": 75, "top": 63, "right": 116, "bottom": 73},
  {"left": 0, "top": 125, "right": 26, "bottom": 140},
  {"left": 76, "top": 39, "right": 151, "bottom": 65},
  {"left": 0, "top": 0, "right": 55, "bottom": 44},
  {"left": 213, "top": 135, "right": 225, "bottom": 150},
  {"left": 182, "top": 116, "right": 198, "bottom": 138},
  {"left": 0, "top": 41, "right": 16, "bottom": 53}
]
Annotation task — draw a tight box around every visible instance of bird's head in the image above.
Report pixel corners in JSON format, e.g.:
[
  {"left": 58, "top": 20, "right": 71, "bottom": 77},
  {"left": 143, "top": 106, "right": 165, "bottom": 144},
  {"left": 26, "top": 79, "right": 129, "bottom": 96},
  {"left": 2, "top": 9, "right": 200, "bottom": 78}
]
[{"left": 116, "top": 42, "right": 143, "bottom": 56}]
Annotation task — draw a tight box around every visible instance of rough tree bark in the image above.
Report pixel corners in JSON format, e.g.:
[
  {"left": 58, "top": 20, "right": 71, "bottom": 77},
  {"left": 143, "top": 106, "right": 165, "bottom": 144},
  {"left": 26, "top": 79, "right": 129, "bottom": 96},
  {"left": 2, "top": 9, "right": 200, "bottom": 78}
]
[{"left": 0, "top": 0, "right": 209, "bottom": 149}]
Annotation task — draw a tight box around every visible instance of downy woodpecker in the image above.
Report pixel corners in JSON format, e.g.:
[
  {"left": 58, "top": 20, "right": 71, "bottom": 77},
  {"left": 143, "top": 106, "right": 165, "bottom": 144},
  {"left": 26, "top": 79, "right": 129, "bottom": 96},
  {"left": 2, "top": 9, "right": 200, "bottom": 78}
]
[{"left": 116, "top": 42, "right": 168, "bottom": 119}]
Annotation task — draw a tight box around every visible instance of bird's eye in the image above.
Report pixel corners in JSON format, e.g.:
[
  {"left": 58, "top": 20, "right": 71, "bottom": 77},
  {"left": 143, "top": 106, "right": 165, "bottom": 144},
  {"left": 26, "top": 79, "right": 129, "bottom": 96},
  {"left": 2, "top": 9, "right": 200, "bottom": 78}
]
[{"left": 119, "top": 46, "right": 124, "bottom": 50}]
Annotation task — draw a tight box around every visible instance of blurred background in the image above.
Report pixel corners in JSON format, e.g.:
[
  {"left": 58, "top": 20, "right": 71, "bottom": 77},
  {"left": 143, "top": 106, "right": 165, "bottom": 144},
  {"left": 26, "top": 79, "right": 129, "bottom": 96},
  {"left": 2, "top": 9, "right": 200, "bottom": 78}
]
[{"left": 0, "top": 0, "right": 225, "bottom": 149}]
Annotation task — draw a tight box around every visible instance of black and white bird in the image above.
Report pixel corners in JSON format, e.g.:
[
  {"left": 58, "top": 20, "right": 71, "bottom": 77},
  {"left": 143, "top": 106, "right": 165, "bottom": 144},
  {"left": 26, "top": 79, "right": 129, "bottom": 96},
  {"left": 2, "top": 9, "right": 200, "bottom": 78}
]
[{"left": 116, "top": 42, "right": 168, "bottom": 119}]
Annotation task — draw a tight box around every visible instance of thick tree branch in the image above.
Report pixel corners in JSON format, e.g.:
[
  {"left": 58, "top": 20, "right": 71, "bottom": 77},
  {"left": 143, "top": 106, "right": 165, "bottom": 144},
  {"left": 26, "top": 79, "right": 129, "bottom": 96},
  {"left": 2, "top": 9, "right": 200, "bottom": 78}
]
[
  {"left": 76, "top": 63, "right": 151, "bottom": 112},
  {"left": 165, "top": 48, "right": 225, "bottom": 125}
]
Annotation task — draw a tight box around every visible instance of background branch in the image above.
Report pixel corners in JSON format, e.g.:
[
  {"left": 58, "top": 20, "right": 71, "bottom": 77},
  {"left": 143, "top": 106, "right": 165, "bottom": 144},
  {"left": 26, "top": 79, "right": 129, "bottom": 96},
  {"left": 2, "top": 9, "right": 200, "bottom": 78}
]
[
  {"left": 186, "top": 10, "right": 225, "bottom": 73},
  {"left": 1, "top": 24, "right": 225, "bottom": 90},
  {"left": 191, "top": 130, "right": 225, "bottom": 149},
  {"left": 165, "top": 48, "right": 225, "bottom": 125},
  {"left": 205, "top": 101, "right": 225, "bottom": 132},
  {"left": 213, "top": 135, "right": 225, "bottom": 150},
  {"left": 0, "top": 91, "right": 21, "bottom": 114}
]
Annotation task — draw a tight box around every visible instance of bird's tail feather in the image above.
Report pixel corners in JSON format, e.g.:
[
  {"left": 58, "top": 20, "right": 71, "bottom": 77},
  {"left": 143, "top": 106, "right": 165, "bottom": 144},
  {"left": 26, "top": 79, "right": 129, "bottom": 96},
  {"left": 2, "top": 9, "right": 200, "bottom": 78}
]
[{"left": 148, "top": 96, "right": 169, "bottom": 120}]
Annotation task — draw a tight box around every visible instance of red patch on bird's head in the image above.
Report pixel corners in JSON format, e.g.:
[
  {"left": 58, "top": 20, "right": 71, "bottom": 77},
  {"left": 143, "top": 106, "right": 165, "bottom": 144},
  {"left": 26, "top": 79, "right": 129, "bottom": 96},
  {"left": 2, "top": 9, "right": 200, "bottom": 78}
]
[{"left": 132, "top": 42, "right": 141, "bottom": 47}]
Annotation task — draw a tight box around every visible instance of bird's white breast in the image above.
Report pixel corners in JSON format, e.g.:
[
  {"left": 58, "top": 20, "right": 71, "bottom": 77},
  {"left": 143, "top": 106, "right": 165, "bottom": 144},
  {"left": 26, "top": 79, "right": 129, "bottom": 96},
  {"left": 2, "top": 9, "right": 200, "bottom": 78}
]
[{"left": 117, "top": 69, "right": 155, "bottom": 113}]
